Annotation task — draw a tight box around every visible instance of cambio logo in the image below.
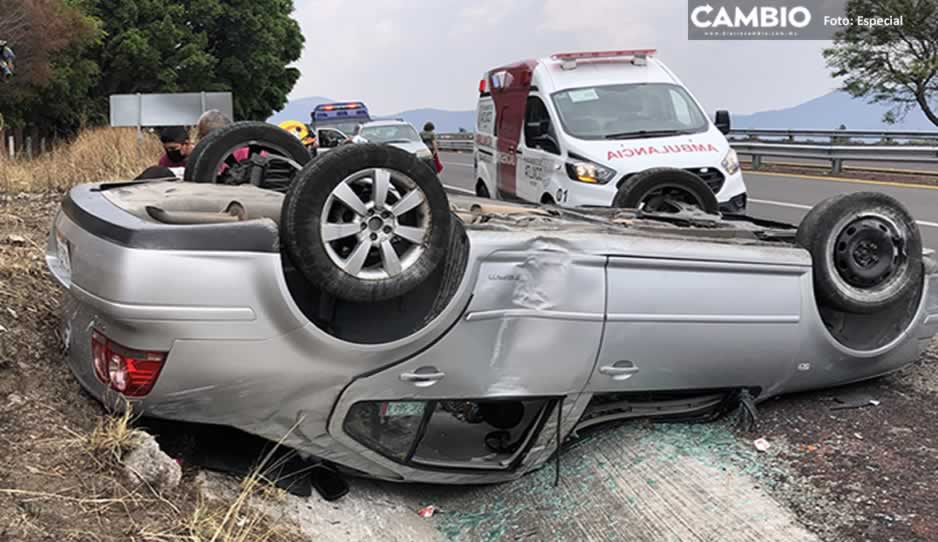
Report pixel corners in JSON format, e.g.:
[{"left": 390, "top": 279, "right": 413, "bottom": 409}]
[{"left": 691, "top": 4, "right": 812, "bottom": 28}]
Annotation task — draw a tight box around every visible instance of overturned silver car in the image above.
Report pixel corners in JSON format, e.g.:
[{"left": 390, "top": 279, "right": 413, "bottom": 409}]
[{"left": 46, "top": 122, "right": 938, "bottom": 485}]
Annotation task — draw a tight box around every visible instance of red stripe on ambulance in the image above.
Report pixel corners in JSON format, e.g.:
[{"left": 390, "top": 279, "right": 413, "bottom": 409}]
[{"left": 608, "top": 143, "right": 719, "bottom": 161}]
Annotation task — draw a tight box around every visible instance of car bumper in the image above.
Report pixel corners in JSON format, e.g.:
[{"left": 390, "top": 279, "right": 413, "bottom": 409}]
[{"left": 719, "top": 192, "right": 748, "bottom": 214}]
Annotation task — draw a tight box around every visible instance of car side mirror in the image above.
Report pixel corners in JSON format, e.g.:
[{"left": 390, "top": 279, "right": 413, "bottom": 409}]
[
  {"left": 533, "top": 134, "right": 560, "bottom": 155},
  {"left": 526, "top": 120, "right": 547, "bottom": 138},
  {"left": 714, "top": 110, "right": 731, "bottom": 135}
]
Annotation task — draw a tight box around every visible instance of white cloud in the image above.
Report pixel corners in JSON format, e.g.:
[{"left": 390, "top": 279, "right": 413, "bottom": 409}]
[{"left": 289, "top": 0, "right": 841, "bottom": 115}]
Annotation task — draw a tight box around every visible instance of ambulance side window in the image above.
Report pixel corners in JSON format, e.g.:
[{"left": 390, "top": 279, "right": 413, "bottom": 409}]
[
  {"left": 477, "top": 100, "right": 496, "bottom": 136},
  {"left": 523, "top": 96, "right": 560, "bottom": 155}
]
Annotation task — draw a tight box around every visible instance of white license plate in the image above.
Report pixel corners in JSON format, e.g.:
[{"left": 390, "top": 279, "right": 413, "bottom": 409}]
[{"left": 382, "top": 401, "right": 424, "bottom": 417}]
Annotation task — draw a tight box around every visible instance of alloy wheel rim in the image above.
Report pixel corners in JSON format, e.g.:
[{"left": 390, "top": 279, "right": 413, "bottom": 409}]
[{"left": 320, "top": 168, "right": 431, "bottom": 280}]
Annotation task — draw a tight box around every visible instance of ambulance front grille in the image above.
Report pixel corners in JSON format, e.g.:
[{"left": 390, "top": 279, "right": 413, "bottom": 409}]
[
  {"left": 617, "top": 168, "right": 726, "bottom": 195},
  {"left": 685, "top": 167, "right": 725, "bottom": 194}
]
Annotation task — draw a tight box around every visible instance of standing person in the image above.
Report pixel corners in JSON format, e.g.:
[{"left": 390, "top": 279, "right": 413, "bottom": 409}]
[
  {"left": 196, "top": 109, "right": 232, "bottom": 140},
  {"left": 0, "top": 40, "right": 14, "bottom": 79},
  {"left": 420, "top": 122, "right": 443, "bottom": 174},
  {"left": 195, "top": 109, "right": 251, "bottom": 167},
  {"left": 157, "top": 126, "right": 193, "bottom": 168}
]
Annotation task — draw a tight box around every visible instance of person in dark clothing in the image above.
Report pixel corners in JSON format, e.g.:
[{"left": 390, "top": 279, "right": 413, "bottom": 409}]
[
  {"left": 158, "top": 126, "right": 193, "bottom": 168},
  {"left": 420, "top": 122, "right": 443, "bottom": 173}
]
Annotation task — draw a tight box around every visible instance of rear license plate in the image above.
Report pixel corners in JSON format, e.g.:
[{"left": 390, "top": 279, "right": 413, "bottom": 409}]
[{"left": 381, "top": 401, "right": 425, "bottom": 418}]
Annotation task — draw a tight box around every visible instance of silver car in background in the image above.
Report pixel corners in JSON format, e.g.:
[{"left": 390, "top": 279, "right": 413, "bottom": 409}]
[
  {"left": 45, "top": 122, "right": 938, "bottom": 486},
  {"left": 350, "top": 120, "right": 435, "bottom": 170}
]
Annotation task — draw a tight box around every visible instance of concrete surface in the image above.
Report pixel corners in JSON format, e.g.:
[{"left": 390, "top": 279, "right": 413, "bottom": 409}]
[
  {"left": 395, "top": 422, "right": 817, "bottom": 542},
  {"left": 202, "top": 421, "right": 816, "bottom": 542}
]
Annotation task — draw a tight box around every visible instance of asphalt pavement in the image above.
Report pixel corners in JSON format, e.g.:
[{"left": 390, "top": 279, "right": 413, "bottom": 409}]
[{"left": 438, "top": 151, "right": 938, "bottom": 250}]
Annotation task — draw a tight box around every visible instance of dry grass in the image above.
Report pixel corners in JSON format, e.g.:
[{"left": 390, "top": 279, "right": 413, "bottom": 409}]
[
  {"left": 0, "top": 186, "right": 303, "bottom": 542},
  {"left": 164, "top": 473, "right": 295, "bottom": 542},
  {"left": 0, "top": 126, "right": 163, "bottom": 192},
  {"left": 88, "top": 403, "right": 147, "bottom": 462}
]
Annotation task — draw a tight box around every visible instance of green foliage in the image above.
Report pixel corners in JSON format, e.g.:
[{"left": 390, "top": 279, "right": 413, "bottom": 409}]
[
  {"left": 823, "top": 0, "right": 938, "bottom": 127},
  {"left": 86, "top": 0, "right": 304, "bottom": 121},
  {"left": 0, "top": 0, "right": 102, "bottom": 133},
  {"left": 0, "top": 0, "right": 304, "bottom": 132}
]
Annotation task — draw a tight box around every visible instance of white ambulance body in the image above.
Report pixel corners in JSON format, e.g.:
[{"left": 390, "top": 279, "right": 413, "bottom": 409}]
[{"left": 473, "top": 50, "right": 747, "bottom": 213}]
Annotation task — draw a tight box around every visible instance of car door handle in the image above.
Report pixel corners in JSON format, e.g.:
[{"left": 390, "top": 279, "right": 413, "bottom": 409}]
[
  {"left": 599, "top": 362, "right": 639, "bottom": 381},
  {"left": 400, "top": 368, "right": 446, "bottom": 387}
]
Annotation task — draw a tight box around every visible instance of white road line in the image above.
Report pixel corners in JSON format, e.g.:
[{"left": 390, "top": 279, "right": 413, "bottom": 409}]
[
  {"left": 749, "top": 198, "right": 811, "bottom": 210},
  {"left": 443, "top": 162, "right": 473, "bottom": 167},
  {"left": 751, "top": 198, "right": 938, "bottom": 229}
]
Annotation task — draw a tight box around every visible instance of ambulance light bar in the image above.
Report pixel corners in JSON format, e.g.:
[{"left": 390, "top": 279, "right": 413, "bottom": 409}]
[{"left": 551, "top": 49, "right": 656, "bottom": 69}]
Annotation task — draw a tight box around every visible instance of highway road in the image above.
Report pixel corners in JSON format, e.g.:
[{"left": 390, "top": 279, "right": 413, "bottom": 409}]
[{"left": 438, "top": 151, "right": 938, "bottom": 250}]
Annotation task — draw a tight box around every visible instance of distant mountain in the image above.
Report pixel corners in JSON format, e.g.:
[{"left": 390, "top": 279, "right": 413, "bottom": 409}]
[
  {"left": 270, "top": 91, "right": 937, "bottom": 134},
  {"left": 732, "top": 91, "right": 937, "bottom": 131},
  {"left": 267, "top": 96, "right": 337, "bottom": 125},
  {"left": 268, "top": 97, "right": 475, "bottom": 133}
]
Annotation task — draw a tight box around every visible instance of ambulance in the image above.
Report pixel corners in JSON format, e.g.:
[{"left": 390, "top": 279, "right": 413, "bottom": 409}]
[{"left": 473, "top": 50, "right": 748, "bottom": 213}]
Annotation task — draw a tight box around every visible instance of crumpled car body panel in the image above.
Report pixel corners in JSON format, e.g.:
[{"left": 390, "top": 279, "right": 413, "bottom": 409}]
[{"left": 47, "top": 181, "right": 938, "bottom": 483}]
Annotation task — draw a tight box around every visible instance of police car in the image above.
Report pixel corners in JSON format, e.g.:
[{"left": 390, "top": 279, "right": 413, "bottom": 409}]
[
  {"left": 473, "top": 50, "right": 748, "bottom": 214},
  {"left": 311, "top": 101, "right": 372, "bottom": 150}
]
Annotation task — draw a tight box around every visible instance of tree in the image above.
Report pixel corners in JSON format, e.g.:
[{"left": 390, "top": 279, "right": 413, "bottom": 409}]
[
  {"left": 823, "top": 0, "right": 938, "bottom": 127},
  {"left": 0, "top": 0, "right": 101, "bottom": 132},
  {"left": 84, "top": 0, "right": 303, "bottom": 120}
]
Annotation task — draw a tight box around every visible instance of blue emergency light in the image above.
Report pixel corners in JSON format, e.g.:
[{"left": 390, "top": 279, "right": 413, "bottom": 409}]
[{"left": 313, "top": 102, "right": 370, "bottom": 121}]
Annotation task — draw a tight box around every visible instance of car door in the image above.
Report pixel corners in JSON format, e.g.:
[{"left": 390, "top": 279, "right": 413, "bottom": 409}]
[
  {"left": 329, "top": 249, "right": 607, "bottom": 473},
  {"left": 519, "top": 94, "right": 563, "bottom": 203},
  {"left": 587, "top": 252, "right": 806, "bottom": 394},
  {"left": 317, "top": 128, "right": 347, "bottom": 153},
  {"left": 489, "top": 61, "right": 535, "bottom": 201}
]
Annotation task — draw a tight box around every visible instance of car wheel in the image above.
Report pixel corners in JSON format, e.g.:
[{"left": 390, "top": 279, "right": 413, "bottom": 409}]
[
  {"left": 282, "top": 143, "right": 452, "bottom": 303},
  {"left": 476, "top": 180, "right": 490, "bottom": 198},
  {"left": 184, "top": 121, "right": 312, "bottom": 190},
  {"left": 796, "top": 192, "right": 922, "bottom": 314},
  {"left": 613, "top": 167, "right": 720, "bottom": 215}
]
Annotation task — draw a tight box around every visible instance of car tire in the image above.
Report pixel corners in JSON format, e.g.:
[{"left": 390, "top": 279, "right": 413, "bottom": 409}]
[
  {"left": 613, "top": 167, "right": 720, "bottom": 215},
  {"left": 282, "top": 143, "right": 452, "bottom": 303},
  {"left": 184, "top": 121, "right": 311, "bottom": 185},
  {"left": 796, "top": 192, "right": 922, "bottom": 314}
]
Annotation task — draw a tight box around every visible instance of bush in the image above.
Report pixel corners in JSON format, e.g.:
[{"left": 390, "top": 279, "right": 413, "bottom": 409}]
[{"left": 0, "top": 127, "right": 163, "bottom": 193}]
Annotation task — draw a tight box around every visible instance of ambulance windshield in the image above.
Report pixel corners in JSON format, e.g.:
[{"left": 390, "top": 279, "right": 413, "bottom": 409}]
[{"left": 551, "top": 83, "right": 709, "bottom": 140}]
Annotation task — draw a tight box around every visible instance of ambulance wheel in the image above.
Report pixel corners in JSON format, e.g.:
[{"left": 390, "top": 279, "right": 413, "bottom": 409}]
[
  {"left": 282, "top": 143, "right": 452, "bottom": 303},
  {"left": 613, "top": 168, "right": 720, "bottom": 215},
  {"left": 184, "top": 121, "right": 311, "bottom": 188},
  {"left": 796, "top": 192, "right": 922, "bottom": 314},
  {"left": 476, "top": 180, "right": 490, "bottom": 198}
]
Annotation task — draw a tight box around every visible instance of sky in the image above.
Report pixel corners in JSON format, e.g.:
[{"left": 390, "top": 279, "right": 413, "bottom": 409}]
[{"left": 289, "top": 0, "right": 841, "bottom": 115}]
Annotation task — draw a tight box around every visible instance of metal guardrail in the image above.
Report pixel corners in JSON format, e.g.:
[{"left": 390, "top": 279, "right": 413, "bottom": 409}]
[
  {"left": 437, "top": 133, "right": 473, "bottom": 151},
  {"left": 435, "top": 132, "right": 938, "bottom": 174},
  {"left": 730, "top": 142, "right": 938, "bottom": 174},
  {"left": 728, "top": 128, "right": 938, "bottom": 144}
]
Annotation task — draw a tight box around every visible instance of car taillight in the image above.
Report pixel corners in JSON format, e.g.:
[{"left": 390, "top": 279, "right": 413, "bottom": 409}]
[
  {"left": 90, "top": 331, "right": 166, "bottom": 397},
  {"left": 91, "top": 331, "right": 109, "bottom": 384}
]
